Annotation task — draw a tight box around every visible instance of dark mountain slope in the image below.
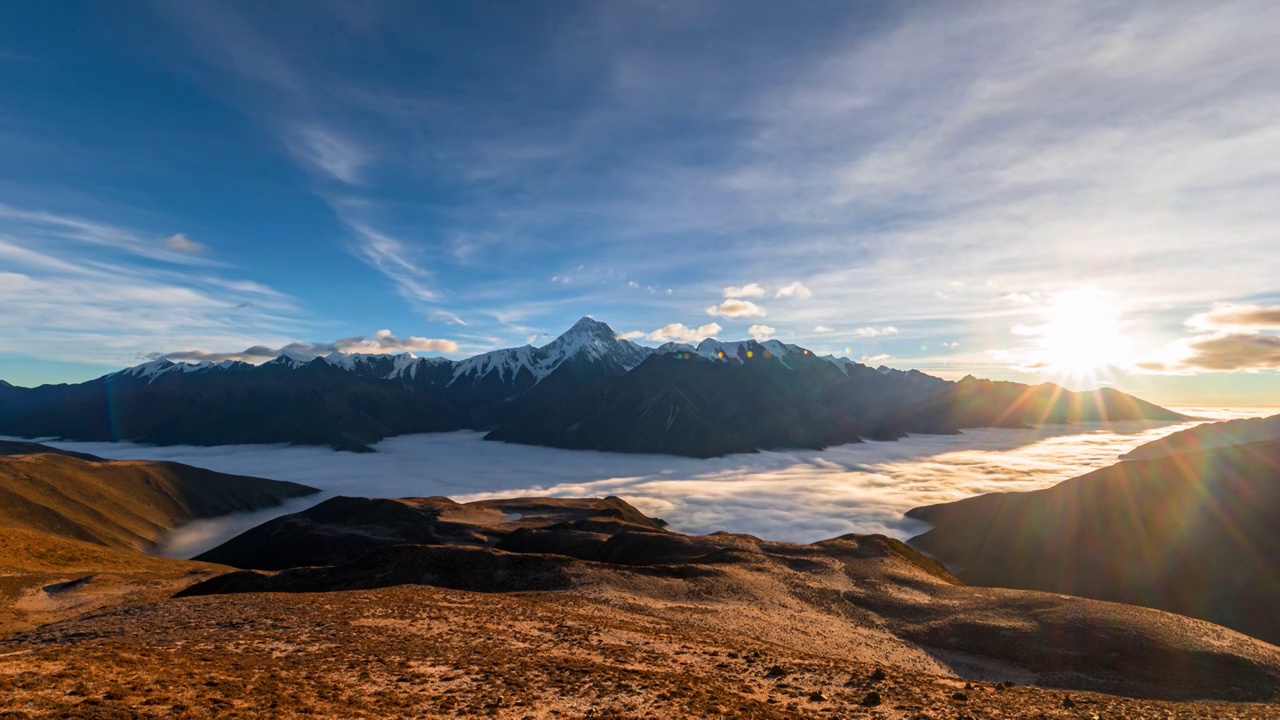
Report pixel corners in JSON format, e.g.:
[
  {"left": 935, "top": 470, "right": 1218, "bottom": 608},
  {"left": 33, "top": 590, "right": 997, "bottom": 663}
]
[
  {"left": 196, "top": 495, "right": 663, "bottom": 570},
  {"left": 487, "top": 346, "right": 1189, "bottom": 456},
  {"left": 1123, "top": 412, "right": 1280, "bottom": 460},
  {"left": 0, "top": 440, "right": 102, "bottom": 461},
  {"left": 906, "top": 376, "right": 1188, "bottom": 428},
  {"left": 907, "top": 437, "right": 1280, "bottom": 644},
  {"left": 0, "top": 360, "right": 473, "bottom": 452},
  {"left": 487, "top": 349, "right": 885, "bottom": 456}
]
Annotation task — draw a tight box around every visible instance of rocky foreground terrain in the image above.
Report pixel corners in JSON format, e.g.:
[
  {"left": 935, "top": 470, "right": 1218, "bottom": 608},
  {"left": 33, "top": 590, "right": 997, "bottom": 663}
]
[
  {"left": 3, "top": 482, "right": 1280, "bottom": 717},
  {"left": 6, "top": 584, "right": 1279, "bottom": 719}
]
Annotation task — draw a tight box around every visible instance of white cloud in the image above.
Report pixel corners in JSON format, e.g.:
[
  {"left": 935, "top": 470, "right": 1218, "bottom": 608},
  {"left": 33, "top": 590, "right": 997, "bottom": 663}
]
[
  {"left": 647, "top": 322, "right": 722, "bottom": 343},
  {"left": 1139, "top": 304, "right": 1280, "bottom": 373},
  {"left": 705, "top": 299, "right": 766, "bottom": 318},
  {"left": 0, "top": 219, "right": 302, "bottom": 372},
  {"left": 616, "top": 330, "right": 646, "bottom": 340},
  {"left": 46, "top": 421, "right": 1197, "bottom": 553},
  {"left": 0, "top": 203, "right": 217, "bottom": 266},
  {"left": 158, "top": 330, "right": 459, "bottom": 364},
  {"left": 1186, "top": 304, "right": 1280, "bottom": 331},
  {"left": 854, "top": 326, "right": 900, "bottom": 338},
  {"left": 813, "top": 325, "right": 834, "bottom": 333},
  {"left": 863, "top": 353, "right": 892, "bottom": 365},
  {"left": 748, "top": 324, "right": 776, "bottom": 341},
  {"left": 723, "top": 283, "right": 767, "bottom": 298},
  {"left": 162, "top": 233, "right": 206, "bottom": 253},
  {"left": 775, "top": 281, "right": 813, "bottom": 299}
]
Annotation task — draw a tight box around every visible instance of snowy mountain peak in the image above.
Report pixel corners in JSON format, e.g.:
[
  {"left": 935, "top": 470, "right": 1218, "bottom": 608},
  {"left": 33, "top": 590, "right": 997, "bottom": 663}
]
[
  {"left": 266, "top": 351, "right": 312, "bottom": 369},
  {"left": 658, "top": 337, "right": 813, "bottom": 365},
  {"left": 109, "top": 359, "right": 178, "bottom": 382},
  {"left": 546, "top": 316, "right": 619, "bottom": 347}
]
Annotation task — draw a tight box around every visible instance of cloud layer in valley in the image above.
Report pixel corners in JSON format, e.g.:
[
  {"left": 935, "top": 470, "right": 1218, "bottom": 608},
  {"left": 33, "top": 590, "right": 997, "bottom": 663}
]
[{"left": 25, "top": 409, "right": 1269, "bottom": 557}]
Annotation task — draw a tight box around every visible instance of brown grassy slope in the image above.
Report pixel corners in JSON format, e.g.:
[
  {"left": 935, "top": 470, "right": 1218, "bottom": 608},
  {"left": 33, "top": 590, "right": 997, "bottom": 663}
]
[
  {"left": 3, "top": 585, "right": 1280, "bottom": 719},
  {"left": 0, "top": 447, "right": 315, "bottom": 635},
  {"left": 908, "top": 437, "right": 1280, "bottom": 645},
  {"left": 0, "top": 528, "right": 225, "bottom": 635},
  {"left": 0, "top": 452, "right": 318, "bottom": 551},
  {"left": 181, "top": 494, "right": 1280, "bottom": 702}
]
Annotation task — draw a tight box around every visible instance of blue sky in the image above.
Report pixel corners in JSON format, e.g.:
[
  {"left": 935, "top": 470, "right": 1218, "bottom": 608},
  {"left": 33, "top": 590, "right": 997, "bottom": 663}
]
[{"left": 0, "top": 0, "right": 1277, "bottom": 405}]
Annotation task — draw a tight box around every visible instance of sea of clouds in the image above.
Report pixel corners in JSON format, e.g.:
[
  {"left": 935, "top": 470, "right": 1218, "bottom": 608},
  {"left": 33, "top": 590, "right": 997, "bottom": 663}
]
[{"left": 25, "top": 407, "right": 1272, "bottom": 558}]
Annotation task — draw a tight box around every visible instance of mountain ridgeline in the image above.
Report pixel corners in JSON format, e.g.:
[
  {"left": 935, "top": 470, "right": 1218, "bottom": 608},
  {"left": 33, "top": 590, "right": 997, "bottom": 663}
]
[{"left": 0, "top": 317, "right": 1187, "bottom": 456}]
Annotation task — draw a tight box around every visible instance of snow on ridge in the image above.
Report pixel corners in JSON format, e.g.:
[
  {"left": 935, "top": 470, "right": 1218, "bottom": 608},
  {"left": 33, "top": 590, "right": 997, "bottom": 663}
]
[{"left": 449, "top": 317, "right": 650, "bottom": 386}]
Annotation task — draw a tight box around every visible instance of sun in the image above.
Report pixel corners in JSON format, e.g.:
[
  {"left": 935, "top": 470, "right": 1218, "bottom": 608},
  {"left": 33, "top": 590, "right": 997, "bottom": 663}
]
[{"left": 1022, "top": 288, "right": 1133, "bottom": 379}]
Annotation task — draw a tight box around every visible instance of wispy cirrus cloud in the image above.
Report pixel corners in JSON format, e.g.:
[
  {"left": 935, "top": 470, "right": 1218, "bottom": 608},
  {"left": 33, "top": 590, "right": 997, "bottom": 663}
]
[
  {"left": 0, "top": 218, "right": 304, "bottom": 371},
  {"left": 0, "top": 203, "right": 218, "bottom": 266},
  {"left": 162, "top": 233, "right": 206, "bottom": 254},
  {"left": 289, "top": 124, "right": 372, "bottom": 184},
  {"left": 344, "top": 221, "right": 438, "bottom": 303}
]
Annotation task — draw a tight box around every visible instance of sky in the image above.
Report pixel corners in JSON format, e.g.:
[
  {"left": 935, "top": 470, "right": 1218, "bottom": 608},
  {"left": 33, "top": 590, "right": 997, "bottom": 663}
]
[{"left": 0, "top": 0, "right": 1277, "bottom": 405}]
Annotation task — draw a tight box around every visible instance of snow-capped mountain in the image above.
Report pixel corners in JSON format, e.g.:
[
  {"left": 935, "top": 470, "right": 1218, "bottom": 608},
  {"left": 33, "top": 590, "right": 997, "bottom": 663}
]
[
  {"left": 655, "top": 338, "right": 814, "bottom": 365},
  {"left": 449, "top": 316, "right": 650, "bottom": 387}
]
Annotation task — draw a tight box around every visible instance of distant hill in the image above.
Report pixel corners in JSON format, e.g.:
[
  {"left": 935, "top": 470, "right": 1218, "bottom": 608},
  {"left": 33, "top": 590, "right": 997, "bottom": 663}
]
[
  {"left": 0, "top": 449, "right": 318, "bottom": 551},
  {"left": 0, "top": 439, "right": 102, "bottom": 461},
  {"left": 1122, "top": 413, "right": 1280, "bottom": 460},
  {"left": 907, "top": 437, "right": 1280, "bottom": 645},
  {"left": 0, "top": 445, "right": 318, "bottom": 634}
]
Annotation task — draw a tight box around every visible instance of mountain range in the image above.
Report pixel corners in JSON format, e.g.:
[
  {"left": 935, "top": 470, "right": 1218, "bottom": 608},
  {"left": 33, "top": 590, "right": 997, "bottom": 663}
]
[{"left": 0, "top": 317, "right": 1187, "bottom": 456}]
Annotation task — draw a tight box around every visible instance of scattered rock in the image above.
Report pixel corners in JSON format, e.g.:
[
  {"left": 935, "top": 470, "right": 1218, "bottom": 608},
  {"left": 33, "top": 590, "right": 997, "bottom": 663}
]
[
  {"left": 763, "top": 666, "right": 788, "bottom": 679},
  {"left": 870, "top": 667, "right": 887, "bottom": 682},
  {"left": 951, "top": 691, "right": 968, "bottom": 702},
  {"left": 807, "top": 691, "right": 827, "bottom": 702},
  {"left": 860, "top": 691, "right": 882, "bottom": 707},
  {"left": 1063, "top": 695, "right": 1076, "bottom": 708}
]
